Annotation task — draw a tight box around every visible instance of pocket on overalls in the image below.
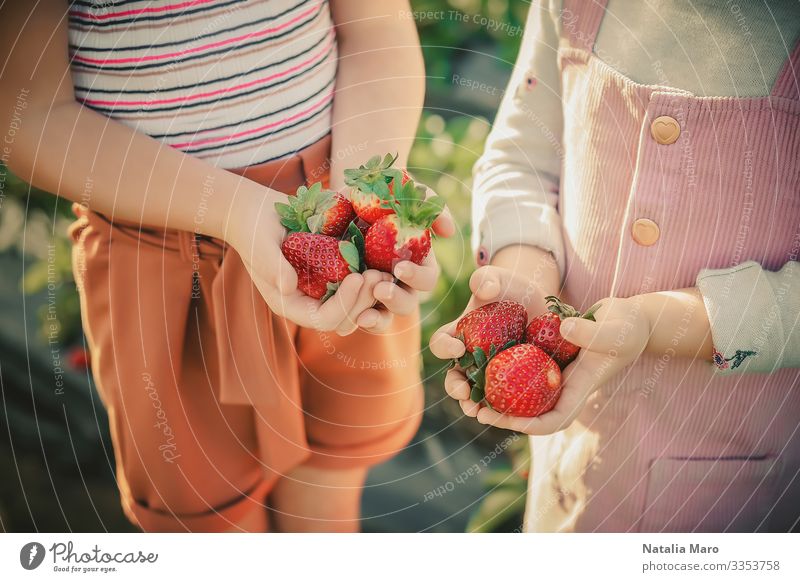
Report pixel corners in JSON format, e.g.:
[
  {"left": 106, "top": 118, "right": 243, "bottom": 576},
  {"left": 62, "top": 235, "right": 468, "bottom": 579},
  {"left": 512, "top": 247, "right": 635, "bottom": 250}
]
[{"left": 638, "top": 455, "right": 782, "bottom": 532}]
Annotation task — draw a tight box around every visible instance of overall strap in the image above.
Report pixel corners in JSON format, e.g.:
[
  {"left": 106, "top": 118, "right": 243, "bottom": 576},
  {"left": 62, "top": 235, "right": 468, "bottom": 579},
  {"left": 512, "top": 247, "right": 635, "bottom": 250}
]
[
  {"left": 771, "top": 36, "right": 800, "bottom": 100},
  {"left": 560, "top": 0, "right": 609, "bottom": 53}
]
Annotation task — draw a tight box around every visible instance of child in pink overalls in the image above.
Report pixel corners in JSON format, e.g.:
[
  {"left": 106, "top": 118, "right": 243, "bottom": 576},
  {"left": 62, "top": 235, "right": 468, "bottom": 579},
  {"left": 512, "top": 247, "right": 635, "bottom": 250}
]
[{"left": 433, "top": 0, "right": 800, "bottom": 531}]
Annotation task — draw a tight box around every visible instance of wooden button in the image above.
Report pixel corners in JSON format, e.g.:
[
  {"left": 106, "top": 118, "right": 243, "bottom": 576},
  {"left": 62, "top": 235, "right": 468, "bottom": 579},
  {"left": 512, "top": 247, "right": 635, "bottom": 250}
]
[
  {"left": 650, "top": 115, "right": 680, "bottom": 145},
  {"left": 631, "top": 218, "right": 660, "bottom": 246}
]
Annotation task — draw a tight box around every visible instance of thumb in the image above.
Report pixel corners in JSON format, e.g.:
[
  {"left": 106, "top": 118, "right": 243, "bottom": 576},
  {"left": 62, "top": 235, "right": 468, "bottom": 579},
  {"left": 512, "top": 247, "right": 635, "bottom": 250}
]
[
  {"left": 559, "top": 317, "right": 626, "bottom": 353},
  {"left": 273, "top": 254, "right": 298, "bottom": 295},
  {"left": 468, "top": 265, "right": 534, "bottom": 303},
  {"left": 468, "top": 266, "right": 506, "bottom": 301}
]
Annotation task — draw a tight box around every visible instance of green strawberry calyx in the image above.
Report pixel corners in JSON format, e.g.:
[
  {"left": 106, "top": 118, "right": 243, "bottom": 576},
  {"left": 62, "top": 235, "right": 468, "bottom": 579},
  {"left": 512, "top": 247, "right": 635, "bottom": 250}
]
[
  {"left": 343, "top": 153, "right": 401, "bottom": 196},
  {"left": 319, "top": 222, "right": 365, "bottom": 303},
  {"left": 544, "top": 295, "right": 601, "bottom": 322},
  {"left": 343, "top": 153, "right": 444, "bottom": 230},
  {"left": 382, "top": 178, "right": 444, "bottom": 231},
  {"left": 452, "top": 338, "right": 518, "bottom": 403},
  {"left": 274, "top": 182, "right": 337, "bottom": 234}
]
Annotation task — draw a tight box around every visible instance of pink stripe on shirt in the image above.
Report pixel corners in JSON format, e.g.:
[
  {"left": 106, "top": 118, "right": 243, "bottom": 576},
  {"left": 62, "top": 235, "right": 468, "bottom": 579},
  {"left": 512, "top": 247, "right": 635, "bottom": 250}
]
[
  {"left": 78, "top": 33, "right": 334, "bottom": 108},
  {"left": 171, "top": 89, "right": 334, "bottom": 149},
  {"left": 70, "top": 0, "right": 217, "bottom": 22},
  {"left": 71, "top": 2, "right": 320, "bottom": 65}
]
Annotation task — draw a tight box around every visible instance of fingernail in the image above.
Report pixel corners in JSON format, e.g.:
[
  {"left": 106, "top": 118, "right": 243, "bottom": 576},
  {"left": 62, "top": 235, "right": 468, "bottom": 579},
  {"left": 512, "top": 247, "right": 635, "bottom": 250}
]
[
  {"left": 395, "top": 264, "right": 410, "bottom": 279},
  {"left": 360, "top": 312, "right": 377, "bottom": 328},
  {"left": 560, "top": 320, "right": 576, "bottom": 335},
  {"left": 479, "top": 280, "right": 498, "bottom": 296}
]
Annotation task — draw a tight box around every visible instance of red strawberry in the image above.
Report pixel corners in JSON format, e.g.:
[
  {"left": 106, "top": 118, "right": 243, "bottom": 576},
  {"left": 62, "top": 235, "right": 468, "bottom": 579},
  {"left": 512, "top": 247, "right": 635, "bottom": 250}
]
[
  {"left": 281, "top": 231, "right": 361, "bottom": 300},
  {"left": 344, "top": 154, "right": 410, "bottom": 224},
  {"left": 454, "top": 300, "right": 527, "bottom": 403},
  {"left": 484, "top": 344, "right": 562, "bottom": 417},
  {"left": 526, "top": 296, "right": 600, "bottom": 369},
  {"left": 363, "top": 178, "right": 444, "bottom": 272},
  {"left": 456, "top": 300, "right": 527, "bottom": 356},
  {"left": 67, "top": 346, "right": 91, "bottom": 370},
  {"left": 275, "top": 182, "right": 355, "bottom": 238},
  {"left": 364, "top": 215, "right": 430, "bottom": 272},
  {"left": 354, "top": 218, "right": 372, "bottom": 239}
]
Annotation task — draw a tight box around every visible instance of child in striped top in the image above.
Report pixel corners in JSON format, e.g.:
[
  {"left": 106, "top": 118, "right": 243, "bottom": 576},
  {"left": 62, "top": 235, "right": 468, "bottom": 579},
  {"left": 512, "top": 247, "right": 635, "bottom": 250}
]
[{"left": 1, "top": 0, "right": 453, "bottom": 532}]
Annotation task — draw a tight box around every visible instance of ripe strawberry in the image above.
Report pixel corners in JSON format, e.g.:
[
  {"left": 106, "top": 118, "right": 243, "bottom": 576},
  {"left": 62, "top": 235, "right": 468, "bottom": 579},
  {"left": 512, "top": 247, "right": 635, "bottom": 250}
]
[
  {"left": 363, "top": 178, "right": 444, "bottom": 272},
  {"left": 67, "top": 346, "right": 91, "bottom": 370},
  {"left": 483, "top": 344, "right": 562, "bottom": 417},
  {"left": 526, "top": 296, "right": 600, "bottom": 369},
  {"left": 454, "top": 300, "right": 527, "bottom": 402},
  {"left": 344, "top": 153, "right": 410, "bottom": 224},
  {"left": 281, "top": 231, "right": 361, "bottom": 300},
  {"left": 275, "top": 182, "right": 355, "bottom": 238},
  {"left": 456, "top": 301, "right": 527, "bottom": 357}
]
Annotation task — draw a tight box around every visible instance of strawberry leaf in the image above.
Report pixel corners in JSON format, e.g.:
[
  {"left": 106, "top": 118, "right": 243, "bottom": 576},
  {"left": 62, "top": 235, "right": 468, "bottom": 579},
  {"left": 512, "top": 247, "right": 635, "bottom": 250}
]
[
  {"left": 473, "top": 347, "right": 487, "bottom": 369},
  {"left": 373, "top": 179, "right": 391, "bottom": 199},
  {"left": 458, "top": 351, "right": 474, "bottom": 369},
  {"left": 470, "top": 384, "right": 485, "bottom": 403},
  {"left": 345, "top": 221, "right": 365, "bottom": 259},
  {"left": 321, "top": 281, "right": 340, "bottom": 302},
  {"left": 307, "top": 214, "right": 324, "bottom": 234},
  {"left": 339, "top": 240, "right": 361, "bottom": 273},
  {"left": 582, "top": 302, "right": 602, "bottom": 321}
]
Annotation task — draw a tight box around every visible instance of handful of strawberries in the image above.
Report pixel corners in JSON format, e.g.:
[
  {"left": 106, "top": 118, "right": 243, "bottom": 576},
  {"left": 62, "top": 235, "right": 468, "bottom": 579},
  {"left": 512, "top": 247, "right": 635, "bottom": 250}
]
[
  {"left": 454, "top": 297, "right": 600, "bottom": 417},
  {"left": 275, "top": 154, "right": 444, "bottom": 300}
]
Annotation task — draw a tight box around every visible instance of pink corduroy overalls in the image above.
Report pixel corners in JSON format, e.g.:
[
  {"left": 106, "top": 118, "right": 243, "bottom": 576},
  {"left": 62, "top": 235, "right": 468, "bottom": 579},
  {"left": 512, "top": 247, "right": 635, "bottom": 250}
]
[{"left": 526, "top": 0, "right": 800, "bottom": 532}]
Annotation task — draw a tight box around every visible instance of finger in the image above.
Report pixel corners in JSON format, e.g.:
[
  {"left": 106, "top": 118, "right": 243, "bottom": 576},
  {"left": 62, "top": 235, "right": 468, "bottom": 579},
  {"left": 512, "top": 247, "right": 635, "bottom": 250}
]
[
  {"left": 429, "top": 322, "right": 465, "bottom": 359},
  {"left": 444, "top": 368, "right": 470, "bottom": 400},
  {"left": 309, "top": 273, "right": 363, "bottom": 330},
  {"left": 467, "top": 266, "right": 536, "bottom": 304},
  {"left": 394, "top": 256, "right": 438, "bottom": 293},
  {"left": 273, "top": 253, "right": 299, "bottom": 295},
  {"left": 559, "top": 317, "right": 628, "bottom": 353},
  {"left": 475, "top": 407, "right": 562, "bottom": 435},
  {"left": 356, "top": 306, "right": 394, "bottom": 333},
  {"left": 460, "top": 398, "right": 482, "bottom": 418},
  {"left": 374, "top": 280, "right": 418, "bottom": 316},
  {"left": 337, "top": 270, "right": 391, "bottom": 336},
  {"left": 431, "top": 206, "right": 456, "bottom": 237}
]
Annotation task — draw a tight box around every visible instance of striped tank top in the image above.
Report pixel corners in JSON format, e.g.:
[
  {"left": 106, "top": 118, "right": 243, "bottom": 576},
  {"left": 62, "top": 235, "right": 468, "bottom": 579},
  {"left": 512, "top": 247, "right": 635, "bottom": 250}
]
[{"left": 68, "top": 0, "right": 337, "bottom": 169}]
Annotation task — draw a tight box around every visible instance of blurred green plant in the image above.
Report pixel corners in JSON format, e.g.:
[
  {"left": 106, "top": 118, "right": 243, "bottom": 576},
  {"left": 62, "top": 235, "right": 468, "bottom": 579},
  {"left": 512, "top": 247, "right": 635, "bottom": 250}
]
[
  {"left": 466, "top": 436, "right": 530, "bottom": 532},
  {"left": 412, "top": 0, "right": 526, "bottom": 91},
  {"left": 1, "top": 163, "right": 81, "bottom": 344}
]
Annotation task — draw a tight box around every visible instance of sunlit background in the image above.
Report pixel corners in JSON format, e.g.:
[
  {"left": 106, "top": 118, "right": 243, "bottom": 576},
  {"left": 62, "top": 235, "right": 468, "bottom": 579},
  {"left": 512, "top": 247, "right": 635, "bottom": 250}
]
[{"left": 0, "top": 0, "right": 530, "bottom": 532}]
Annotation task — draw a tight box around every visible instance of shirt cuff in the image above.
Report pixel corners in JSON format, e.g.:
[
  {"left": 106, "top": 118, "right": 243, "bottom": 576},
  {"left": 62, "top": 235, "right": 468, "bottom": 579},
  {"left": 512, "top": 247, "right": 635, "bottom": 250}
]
[
  {"left": 472, "top": 196, "right": 566, "bottom": 279},
  {"left": 697, "top": 261, "right": 787, "bottom": 374}
]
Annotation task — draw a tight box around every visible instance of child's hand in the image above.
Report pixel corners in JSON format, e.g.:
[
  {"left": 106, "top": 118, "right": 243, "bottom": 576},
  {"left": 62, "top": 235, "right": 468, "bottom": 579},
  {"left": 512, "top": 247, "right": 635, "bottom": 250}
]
[
  {"left": 358, "top": 193, "right": 456, "bottom": 333},
  {"left": 473, "top": 295, "right": 651, "bottom": 434},
  {"left": 229, "top": 189, "right": 372, "bottom": 333},
  {"left": 429, "top": 263, "right": 554, "bottom": 416}
]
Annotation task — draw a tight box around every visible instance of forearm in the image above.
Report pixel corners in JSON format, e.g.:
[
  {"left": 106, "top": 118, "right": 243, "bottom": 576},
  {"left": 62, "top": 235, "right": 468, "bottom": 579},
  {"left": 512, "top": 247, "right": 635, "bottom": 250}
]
[
  {"left": 7, "top": 102, "right": 276, "bottom": 241},
  {"left": 492, "top": 244, "right": 561, "bottom": 298},
  {"left": 328, "top": 1, "right": 424, "bottom": 188},
  {"left": 640, "top": 287, "right": 714, "bottom": 361}
]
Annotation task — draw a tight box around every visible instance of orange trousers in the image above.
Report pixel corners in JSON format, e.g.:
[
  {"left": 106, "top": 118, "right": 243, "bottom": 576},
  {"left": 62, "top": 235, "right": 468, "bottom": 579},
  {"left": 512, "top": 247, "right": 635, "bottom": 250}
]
[{"left": 69, "top": 136, "right": 424, "bottom": 532}]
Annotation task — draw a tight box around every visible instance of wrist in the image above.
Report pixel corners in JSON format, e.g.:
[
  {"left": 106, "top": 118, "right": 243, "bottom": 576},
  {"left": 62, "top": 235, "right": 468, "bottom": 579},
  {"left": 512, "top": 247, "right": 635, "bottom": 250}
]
[
  {"left": 222, "top": 181, "right": 285, "bottom": 249},
  {"left": 491, "top": 244, "right": 560, "bottom": 296}
]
